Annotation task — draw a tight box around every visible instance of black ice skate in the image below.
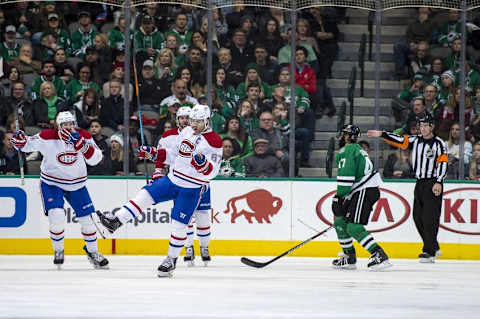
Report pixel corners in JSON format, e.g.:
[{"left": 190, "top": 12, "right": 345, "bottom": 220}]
[
  {"left": 96, "top": 211, "right": 122, "bottom": 233},
  {"left": 157, "top": 256, "right": 177, "bottom": 277},
  {"left": 200, "top": 246, "right": 211, "bottom": 266},
  {"left": 367, "top": 247, "right": 392, "bottom": 271},
  {"left": 83, "top": 246, "right": 109, "bottom": 269},
  {"left": 54, "top": 250, "right": 64, "bottom": 270},
  {"left": 419, "top": 252, "right": 435, "bottom": 263},
  {"left": 184, "top": 246, "right": 195, "bottom": 267},
  {"left": 332, "top": 250, "right": 357, "bottom": 270}
]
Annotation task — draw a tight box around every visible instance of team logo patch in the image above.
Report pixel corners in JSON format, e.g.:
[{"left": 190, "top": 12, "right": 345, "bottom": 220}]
[
  {"left": 178, "top": 139, "right": 195, "bottom": 157},
  {"left": 57, "top": 152, "right": 78, "bottom": 165}
]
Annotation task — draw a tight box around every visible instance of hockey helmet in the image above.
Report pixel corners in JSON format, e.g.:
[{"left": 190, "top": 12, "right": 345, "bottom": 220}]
[
  {"left": 190, "top": 104, "right": 211, "bottom": 131},
  {"left": 56, "top": 111, "right": 76, "bottom": 128},
  {"left": 416, "top": 112, "right": 434, "bottom": 126},
  {"left": 337, "top": 124, "right": 360, "bottom": 142},
  {"left": 176, "top": 106, "right": 192, "bottom": 119}
]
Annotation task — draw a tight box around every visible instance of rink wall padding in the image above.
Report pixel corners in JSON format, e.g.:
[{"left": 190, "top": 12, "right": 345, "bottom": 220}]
[{"left": 0, "top": 176, "right": 479, "bottom": 259}]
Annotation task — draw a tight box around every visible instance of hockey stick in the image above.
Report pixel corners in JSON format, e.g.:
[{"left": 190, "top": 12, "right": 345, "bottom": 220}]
[
  {"left": 14, "top": 101, "right": 25, "bottom": 185},
  {"left": 90, "top": 213, "right": 107, "bottom": 239},
  {"left": 297, "top": 218, "right": 327, "bottom": 234},
  {"left": 241, "top": 226, "right": 333, "bottom": 268},
  {"left": 132, "top": 41, "right": 149, "bottom": 184}
]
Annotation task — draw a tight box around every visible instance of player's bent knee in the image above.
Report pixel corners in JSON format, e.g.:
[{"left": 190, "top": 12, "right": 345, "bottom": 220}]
[
  {"left": 77, "top": 215, "right": 96, "bottom": 233},
  {"left": 346, "top": 223, "right": 364, "bottom": 238},
  {"left": 48, "top": 208, "right": 65, "bottom": 231},
  {"left": 171, "top": 219, "right": 187, "bottom": 238},
  {"left": 334, "top": 216, "right": 347, "bottom": 228}
]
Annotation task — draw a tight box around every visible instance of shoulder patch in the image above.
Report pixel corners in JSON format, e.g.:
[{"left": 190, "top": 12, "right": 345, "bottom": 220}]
[
  {"left": 77, "top": 129, "right": 92, "bottom": 139},
  {"left": 162, "top": 128, "right": 179, "bottom": 139},
  {"left": 202, "top": 131, "right": 223, "bottom": 148},
  {"left": 39, "top": 129, "right": 60, "bottom": 140}
]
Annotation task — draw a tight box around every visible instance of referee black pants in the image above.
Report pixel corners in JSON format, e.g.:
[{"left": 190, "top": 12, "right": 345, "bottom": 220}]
[{"left": 413, "top": 179, "right": 442, "bottom": 255}]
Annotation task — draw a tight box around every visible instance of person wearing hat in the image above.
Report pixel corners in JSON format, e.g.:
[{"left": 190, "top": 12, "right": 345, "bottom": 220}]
[
  {"left": 0, "top": 26, "right": 20, "bottom": 61},
  {"left": 138, "top": 58, "right": 170, "bottom": 112},
  {"left": 72, "top": 11, "right": 99, "bottom": 57},
  {"left": 103, "top": 61, "right": 133, "bottom": 102},
  {"left": 109, "top": 133, "right": 130, "bottom": 175},
  {"left": 244, "top": 137, "right": 285, "bottom": 177},
  {"left": 437, "top": 70, "right": 456, "bottom": 106},
  {"left": 134, "top": 15, "right": 165, "bottom": 60},
  {"left": 41, "top": 13, "right": 72, "bottom": 57}
]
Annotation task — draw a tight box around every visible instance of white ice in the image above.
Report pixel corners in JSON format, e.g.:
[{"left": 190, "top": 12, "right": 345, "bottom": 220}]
[{"left": 0, "top": 256, "right": 478, "bottom": 319}]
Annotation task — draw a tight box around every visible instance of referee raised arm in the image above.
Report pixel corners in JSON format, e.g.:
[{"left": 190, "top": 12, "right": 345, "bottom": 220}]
[{"left": 367, "top": 113, "right": 448, "bottom": 263}]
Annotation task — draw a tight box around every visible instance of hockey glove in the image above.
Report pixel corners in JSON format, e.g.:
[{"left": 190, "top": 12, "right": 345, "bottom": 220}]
[
  {"left": 11, "top": 130, "right": 27, "bottom": 150},
  {"left": 191, "top": 153, "right": 213, "bottom": 175},
  {"left": 70, "top": 131, "right": 87, "bottom": 152},
  {"left": 331, "top": 195, "right": 344, "bottom": 217},
  {"left": 151, "top": 168, "right": 167, "bottom": 181},
  {"left": 137, "top": 146, "right": 158, "bottom": 161}
]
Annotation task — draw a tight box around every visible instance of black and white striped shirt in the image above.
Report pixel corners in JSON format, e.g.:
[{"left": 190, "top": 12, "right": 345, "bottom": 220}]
[{"left": 381, "top": 132, "right": 448, "bottom": 182}]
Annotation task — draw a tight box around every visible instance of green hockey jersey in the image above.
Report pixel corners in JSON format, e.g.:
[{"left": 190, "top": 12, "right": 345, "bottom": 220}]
[{"left": 336, "top": 143, "right": 381, "bottom": 198}]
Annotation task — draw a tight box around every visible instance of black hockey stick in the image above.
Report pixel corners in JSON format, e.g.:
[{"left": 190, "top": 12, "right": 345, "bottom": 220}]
[{"left": 241, "top": 226, "right": 333, "bottom": 268}]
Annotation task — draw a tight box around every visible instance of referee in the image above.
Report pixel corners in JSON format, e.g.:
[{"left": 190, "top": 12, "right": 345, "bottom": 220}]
[{"left": 367, "top": 113, "right": 448, "bottom": 263}]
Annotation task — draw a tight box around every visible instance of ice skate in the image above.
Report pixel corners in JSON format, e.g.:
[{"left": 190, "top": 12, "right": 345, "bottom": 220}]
[
  {"left": 200, "top": 246, "right": 211, "bottom": 266},
  {"left": 96, "top": 211, "right": 122, "bottom": 234},
  {"left": 332, "top": 251, "right": 357, "bottom": 270},
  {"left": 54, "top": 250, "right": 64, "bottom": 270},
  {"left": 184, "top": 246, "right": 195, "bottom": 267},
  {"left": 157, "top": 256, "right": 177, "bottom": 277},
  {"left": 83, "top": 246, "right": 109, "bottom": 269},
  {"left": 419, "top": 252, "right": 435, "bottom": 263},
  {"left": 368, "top": 247, "right": 392, "bottom": 271}
]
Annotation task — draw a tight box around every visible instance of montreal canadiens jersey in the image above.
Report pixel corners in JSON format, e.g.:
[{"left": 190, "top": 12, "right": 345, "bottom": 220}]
[
  {"left": 21, "top": 129, "right": 103, "bottom": 191},
  {"left": 156, "top": 127, "right": 181, "bottom": 168},
  {"left": 166, "top": 126, "right": 222, "bottom": 188}
]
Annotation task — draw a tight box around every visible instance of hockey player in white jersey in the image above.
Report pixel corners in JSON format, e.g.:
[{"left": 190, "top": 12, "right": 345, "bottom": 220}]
[
  {"left": 11, "top": 111, "right": 109, "bottom": 269},
  {"left": 153, "top": 106, "right": 212, "bottom": 267},
  {"left": 97, "top": 104, "right": 222, "bottom": 277}
]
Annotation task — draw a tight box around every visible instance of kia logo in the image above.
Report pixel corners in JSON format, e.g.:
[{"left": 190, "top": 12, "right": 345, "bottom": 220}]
[
  {"left": 440, "top": 187, "right": 480, "bottom": 235},
  {"left": 316, "top": 188, "right": 410, "bottom": 232}
]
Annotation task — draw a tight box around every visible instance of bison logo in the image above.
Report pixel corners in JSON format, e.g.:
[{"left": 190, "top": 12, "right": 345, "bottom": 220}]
[{"left": 223, "top": 189, "right": 282, "bottom": 223}]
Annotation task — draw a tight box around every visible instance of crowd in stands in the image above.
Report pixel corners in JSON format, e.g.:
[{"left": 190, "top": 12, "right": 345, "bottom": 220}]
[
  {"left": 391, "top": 7, "right": 480, "bottom": 180},
  {"left": 0, "top": 1, "right": 344, "bottom": 177}
]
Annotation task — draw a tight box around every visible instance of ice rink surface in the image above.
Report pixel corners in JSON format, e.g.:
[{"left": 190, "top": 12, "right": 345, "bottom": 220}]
[{"left": 0, "top": 255, "right": 478, "bottom": 319}]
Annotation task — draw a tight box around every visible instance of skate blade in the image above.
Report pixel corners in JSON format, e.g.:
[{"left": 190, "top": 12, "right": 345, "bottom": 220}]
[
  {"left": 368, "top": 260, "right": 393, "bottom": 271},
  {"left": 56, "top": 264, "right": 62, "bottom": 270},
  {"left": 157, "top": 271, "right": 173, "bottom": 278},
  {"left": 94, "top": 265, "right": 110, "bottom": 270},
  {"left": 186, "top": 261, "right": 195, "bottom": 267},
  {"left": 419, "top": 257, "right": 435, "bottom": 263},
  {"left": 332, "top": 264, "right": 356, "bottom": 270},
  {"left": 203, "top": 261, "right": 209, "bottom": 267}
]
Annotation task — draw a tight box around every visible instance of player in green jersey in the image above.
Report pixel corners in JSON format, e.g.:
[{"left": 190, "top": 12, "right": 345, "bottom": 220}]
[{"left": 332, "top": 125, "right": 392, "bottom": 271}]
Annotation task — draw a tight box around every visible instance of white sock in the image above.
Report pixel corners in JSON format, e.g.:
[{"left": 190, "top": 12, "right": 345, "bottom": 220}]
[
  {"left": 48, "top": 208, "right": 65, "bottom": 252},
  {"left": 167, "top": 219, "right": 187, "bottom": 258},
  {"left": 185, "top": 223, "right": 195, "bottom": 247},
  {"left": 195, "top": 210, "right": 211, "bottom": 248},
  {"left": 78, "top": 215, "right": 98, "bottom": 253},
  {"left": 117, "top": 189, "right": 154, "bottom": 224}
]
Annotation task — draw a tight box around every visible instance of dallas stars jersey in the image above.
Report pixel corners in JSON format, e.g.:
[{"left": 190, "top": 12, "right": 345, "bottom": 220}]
[{"left": 336, "top": 143, "right": 382, "bottom": 199}]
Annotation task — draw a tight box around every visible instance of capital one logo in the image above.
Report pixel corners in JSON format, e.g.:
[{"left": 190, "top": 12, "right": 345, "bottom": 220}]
[
  {"left": 223, "top": 189, "right": 283, "bottom": 223},
  {"left": 441, "top": 187, "right": 480, "bottom": 235},
  {"left": 0, "top": 187, "right": 27, "bottom": 227},
  {"left": 316, "top": 188, "right": 410, "bottom": 232}
]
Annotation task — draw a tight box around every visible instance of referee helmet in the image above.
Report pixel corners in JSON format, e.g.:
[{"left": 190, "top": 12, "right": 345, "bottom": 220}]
[{"left": 416, "top": 112, "right": 434, "bottom": 126}]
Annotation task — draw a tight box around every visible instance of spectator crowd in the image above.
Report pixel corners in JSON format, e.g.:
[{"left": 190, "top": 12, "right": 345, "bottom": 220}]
[
  {"left": 391, "top": 7, "right": 480, "bottom": 180},
  {"left": 0, "top": 1, "right": 344, "bottom": 177}
]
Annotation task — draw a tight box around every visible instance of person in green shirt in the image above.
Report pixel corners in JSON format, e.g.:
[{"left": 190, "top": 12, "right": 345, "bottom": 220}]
[
  {"left": 109, "top": 16, "right": 133, "bottom": 51},
  {"left": 134, "top": 15, "right": 165, "bottom": 60},
  {"left": 164, "top": 12, "right": 193, "bottom": 56},
  {"left": 42, "top": 13, "right": 72, "bottom": 57},
  {"left": 438, "top": 10, "right": 462, "bottom": 47},
  {"left": 66, "top": 64, "right": 101, "bottom": 104},
  {"left": 1, "top": 26, "right": 20, "bottom": 61},
  {"left": 219, "top": 116, "right": 253, "bottom": 160},
  {"left": 71, "top": 11, "right": 98, "bottom": 57},
  {"left": 31, "top": 60, "right": 67, "bottom": 101},
  {"left": 236, "top": 64, "right": 270, "bottom": 101},
  {"left": 218, "top": 137, "right": 245, "bottom": 177},
  {"left": 331, "top": 124, "right": 391, "bottom": 270}
]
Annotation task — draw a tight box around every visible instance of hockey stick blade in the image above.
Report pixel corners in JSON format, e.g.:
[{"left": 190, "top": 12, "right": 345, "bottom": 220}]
[{"left": 240, "top": 226, "right": 333, "bottom": 269}]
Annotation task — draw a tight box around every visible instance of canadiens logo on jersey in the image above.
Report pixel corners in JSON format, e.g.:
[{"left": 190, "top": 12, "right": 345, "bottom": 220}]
[
  {"left": 178, "top": 139, "right": 195, "bottom": 157},
  {"left": 56, "top": 152, "right": 78, "bottom": 165}
]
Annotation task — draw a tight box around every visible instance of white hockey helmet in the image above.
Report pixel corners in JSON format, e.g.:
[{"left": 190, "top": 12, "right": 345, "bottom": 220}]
[
  {"left": 190, "top": 104, "right": 211, "bottom": 131},
  {"left": 176, "top": 106, "right": 191, "bottom": 119},
  {"left": 56, "top": 111, "right": 76, "bottom": 128}
]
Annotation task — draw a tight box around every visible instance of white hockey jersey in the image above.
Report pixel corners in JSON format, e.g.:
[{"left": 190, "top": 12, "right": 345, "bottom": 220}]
[
  {"left": 156, "top": 128, "right": 181, "bottom": 168},
  {"left": 21, "top": 129, "right": 103, "bottom": 191},
  {"left": 162, "top": 126, "right": 222, "bottom": 188}
]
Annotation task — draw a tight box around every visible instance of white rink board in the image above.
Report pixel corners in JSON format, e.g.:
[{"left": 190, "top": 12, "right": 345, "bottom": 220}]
[{"left": 0, "top": 178, "right": 479, "bottom": 244}]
